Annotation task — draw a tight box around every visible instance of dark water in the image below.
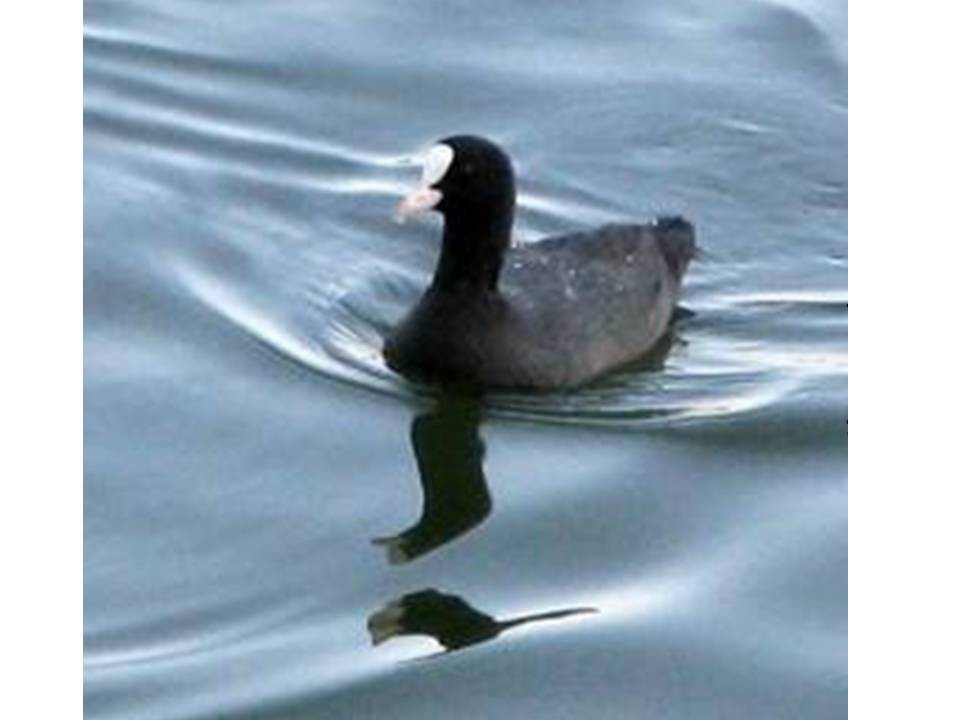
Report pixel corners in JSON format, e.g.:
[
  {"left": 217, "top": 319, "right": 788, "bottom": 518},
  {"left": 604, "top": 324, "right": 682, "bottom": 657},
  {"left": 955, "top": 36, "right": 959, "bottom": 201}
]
[{"left": 84, "top": 1, "right": 847, "bottom": 718}]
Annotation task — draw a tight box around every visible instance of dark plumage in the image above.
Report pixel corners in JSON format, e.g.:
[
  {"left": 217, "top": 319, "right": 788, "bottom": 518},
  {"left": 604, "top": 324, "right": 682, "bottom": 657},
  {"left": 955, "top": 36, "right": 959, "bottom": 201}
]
[{"left": 384, "top": 135, "right": 695, "bottom": 390}]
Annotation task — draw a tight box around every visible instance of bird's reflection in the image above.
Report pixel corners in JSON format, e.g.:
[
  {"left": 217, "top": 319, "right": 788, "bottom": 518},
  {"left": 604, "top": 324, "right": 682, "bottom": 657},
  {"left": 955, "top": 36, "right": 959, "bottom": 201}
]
[
  {"left": 368, "top": 588, "right": 596, "bottom": 653},
  {"left": 373, "top": 395, "right": 491, "bottom": 564},
  {"left": 370, "top": 324, "right": 685, "bottom": 566},
  {"left": 363, "top": 326, "right": 691, "bottom": 657}
]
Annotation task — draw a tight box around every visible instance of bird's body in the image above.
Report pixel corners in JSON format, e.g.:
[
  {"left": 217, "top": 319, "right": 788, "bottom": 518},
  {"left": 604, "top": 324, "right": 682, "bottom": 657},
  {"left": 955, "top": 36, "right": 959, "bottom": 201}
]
[
  {"left": 385, "top": 220, "right": 694, "bottom": 389},
  {"left": 384, "top": 136, "right": 695, "bottom": 391}
]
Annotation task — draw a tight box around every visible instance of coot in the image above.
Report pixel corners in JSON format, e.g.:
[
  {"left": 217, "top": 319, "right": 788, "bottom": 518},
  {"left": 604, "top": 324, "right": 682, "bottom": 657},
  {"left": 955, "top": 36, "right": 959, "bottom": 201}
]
[{"left": 384, "top": 135, "right": 695, "bottom": 390}]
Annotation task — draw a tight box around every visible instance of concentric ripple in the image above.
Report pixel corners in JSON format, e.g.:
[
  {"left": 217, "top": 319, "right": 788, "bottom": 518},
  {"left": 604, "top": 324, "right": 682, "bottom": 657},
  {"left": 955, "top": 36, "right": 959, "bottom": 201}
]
[{"left": 177, "top": 241, "right": 843, "bottom": 428}]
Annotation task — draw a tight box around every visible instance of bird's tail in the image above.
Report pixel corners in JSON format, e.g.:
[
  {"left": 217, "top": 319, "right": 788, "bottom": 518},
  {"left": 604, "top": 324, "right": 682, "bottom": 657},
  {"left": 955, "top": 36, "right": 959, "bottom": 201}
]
[{"left": 654, "top": 216, "right": 696, "bottom": 280}]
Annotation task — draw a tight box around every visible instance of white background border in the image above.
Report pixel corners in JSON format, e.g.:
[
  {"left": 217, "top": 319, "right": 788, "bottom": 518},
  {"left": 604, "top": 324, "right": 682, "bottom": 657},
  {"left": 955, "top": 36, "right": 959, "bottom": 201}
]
[
  {"left": 3, "top": 2, "right": 82, "bottom": 716},
  {"left": 850, "top": 0, "right": 958, "bottom": 717}
]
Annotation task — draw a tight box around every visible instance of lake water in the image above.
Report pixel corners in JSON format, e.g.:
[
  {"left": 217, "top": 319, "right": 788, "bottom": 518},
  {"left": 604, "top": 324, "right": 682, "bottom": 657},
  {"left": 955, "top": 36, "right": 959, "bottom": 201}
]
[{"left": 84, "top": 1, "right": 847, "bottom": 717}]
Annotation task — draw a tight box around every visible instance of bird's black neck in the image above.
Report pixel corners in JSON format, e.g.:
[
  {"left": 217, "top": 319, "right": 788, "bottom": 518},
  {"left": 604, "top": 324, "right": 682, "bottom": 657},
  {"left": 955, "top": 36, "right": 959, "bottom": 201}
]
[{"left": 431, "top": 207, "right": 513, "bottom": 294}]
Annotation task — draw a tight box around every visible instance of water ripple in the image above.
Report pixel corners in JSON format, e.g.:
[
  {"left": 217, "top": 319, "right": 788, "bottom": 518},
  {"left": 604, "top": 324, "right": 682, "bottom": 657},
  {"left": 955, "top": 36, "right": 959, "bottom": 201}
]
[{"left": 174, "top": 250, "right": 839, "bottom": 429}]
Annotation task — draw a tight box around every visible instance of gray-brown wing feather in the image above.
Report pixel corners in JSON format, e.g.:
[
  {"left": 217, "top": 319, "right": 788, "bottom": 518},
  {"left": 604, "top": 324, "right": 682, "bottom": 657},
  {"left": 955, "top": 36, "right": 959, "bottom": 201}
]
[{"left": 496, "top": 223, "right": 687, "bottom": 386}]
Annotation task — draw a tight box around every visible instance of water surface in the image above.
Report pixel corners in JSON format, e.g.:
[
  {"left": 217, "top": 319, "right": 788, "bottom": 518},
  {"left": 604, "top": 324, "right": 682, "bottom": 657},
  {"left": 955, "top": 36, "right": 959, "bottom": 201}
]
[{"left": 85, "top": 1, "right": 847, "bottom": 717}]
